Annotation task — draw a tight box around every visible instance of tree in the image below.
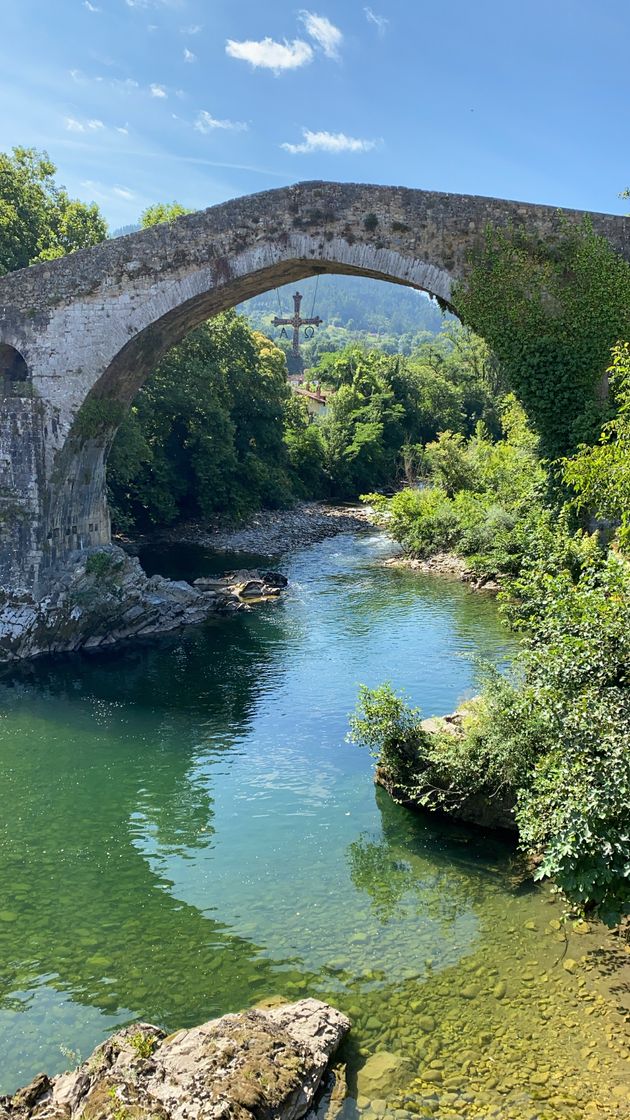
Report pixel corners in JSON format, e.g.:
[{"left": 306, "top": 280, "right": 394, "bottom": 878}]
[
  {"left": 140, "top": 201, "right": 192, "bottom": 228},
  {"left": 108, "top": 312, "right": 295, "bottom": 529},
  {"left": 0, "top": 147, "right": 107, "bottom": 274}
]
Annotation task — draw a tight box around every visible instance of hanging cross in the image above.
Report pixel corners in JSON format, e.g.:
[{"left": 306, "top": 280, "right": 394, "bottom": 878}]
[{"left": 273, "top": 291, "right": 323, "bottom": 362}]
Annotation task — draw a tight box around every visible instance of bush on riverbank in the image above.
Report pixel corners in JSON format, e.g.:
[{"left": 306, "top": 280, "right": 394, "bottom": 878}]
[
  {"left": 365, "top": 395, "right": 547, "bottom": 578},
  {"left": 349, "top": 541, "right": 630, "bottom": 925}
]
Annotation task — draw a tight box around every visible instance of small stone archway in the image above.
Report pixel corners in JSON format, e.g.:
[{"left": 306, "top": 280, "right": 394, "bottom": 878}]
[{"left": 0, "top": 343, "right": 31, "bottom": 398}]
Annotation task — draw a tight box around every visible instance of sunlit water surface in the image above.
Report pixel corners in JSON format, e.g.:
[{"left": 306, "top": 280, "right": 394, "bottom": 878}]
[{"left": 0, "top": 531, "right": 628, "bottom": 1119}]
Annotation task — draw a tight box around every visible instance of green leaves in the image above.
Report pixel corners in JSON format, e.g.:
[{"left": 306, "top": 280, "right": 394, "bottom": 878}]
[
  {"left": 107, "top": 312, "right": 296, "bottom": 529},
  {"left": 454, "top": 219, "right": 630, "bottom": 458},
  {"left": 0, "top": 146, "right": 107, "bottom": 274}
]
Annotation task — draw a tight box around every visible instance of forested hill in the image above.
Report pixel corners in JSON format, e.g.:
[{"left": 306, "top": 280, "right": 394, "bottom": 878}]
[{"left": 238, "top": 274, "right": 453, "bottom": 358}]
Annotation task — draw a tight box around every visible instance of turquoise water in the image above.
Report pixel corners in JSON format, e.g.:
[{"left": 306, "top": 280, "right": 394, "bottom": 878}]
[{"left": 0, "top": 531, "right": 627, "bottom": 1118}]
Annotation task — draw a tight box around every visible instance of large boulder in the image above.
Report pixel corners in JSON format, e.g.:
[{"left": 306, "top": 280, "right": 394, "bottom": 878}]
[{"left": 0, "top": 1001, "right": 350, "bottom": 1120}]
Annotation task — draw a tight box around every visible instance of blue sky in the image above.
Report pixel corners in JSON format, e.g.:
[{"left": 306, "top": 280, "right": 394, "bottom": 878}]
[{"left": 1, "top": 0, "right": 629, "bottom": 230}]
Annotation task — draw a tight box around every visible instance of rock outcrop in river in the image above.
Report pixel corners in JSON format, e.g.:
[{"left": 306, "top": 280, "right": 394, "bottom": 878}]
[
  {"left": 0, "top": 1000, "right": 350, "bottom": 1120},
  {"left": 0, "top": 549, "right": 287, "bottom": 662},
  {"left": 376, "top": 700, "right": 517, "bottom": 833}
]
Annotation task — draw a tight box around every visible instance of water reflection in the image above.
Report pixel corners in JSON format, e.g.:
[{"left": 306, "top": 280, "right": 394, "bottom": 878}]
[{"left": 0, "top": 532, "right": 626, "bottom": 1117}]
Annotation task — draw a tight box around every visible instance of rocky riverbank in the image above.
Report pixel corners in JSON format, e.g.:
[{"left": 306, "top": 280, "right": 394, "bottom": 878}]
[
  {"left": 0, "top": 1000, "right": 350, "bottom": 1120},
  {"left": 152, "top": 503, "right": 373, "bottom": 558},
  {"left": 382, "top": 552, "right": 501, "bottom": 593},
  {"left": 0, "top": 549, "right": 287, "bottom": 662}
]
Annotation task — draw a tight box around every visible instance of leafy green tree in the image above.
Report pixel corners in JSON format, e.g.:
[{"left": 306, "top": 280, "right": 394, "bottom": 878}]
[
  {"left": 108, "top": 313, "right": 294, "bottom": 529},
  {"left": 0, "top": 147, "right": 107, "bottom": 274},
  {"left": 454, "top": 219, "right": 630, "bottom": 457},
  {"left": 140, "top": 201, "right": 192, "bottom": 228}
]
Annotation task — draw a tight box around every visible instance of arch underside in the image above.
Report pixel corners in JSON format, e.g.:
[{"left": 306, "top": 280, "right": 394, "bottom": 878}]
[
  {"left": 95, "top": 253, "right": 455, "bottom": 408},
  {"left": 44, "top": 247, "right": 454, "bottom": 579}
]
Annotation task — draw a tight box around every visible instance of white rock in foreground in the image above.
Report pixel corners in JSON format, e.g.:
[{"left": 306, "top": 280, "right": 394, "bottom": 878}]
[{"left": 0, "top": 1000, "right": 351, "bottom": 1120}]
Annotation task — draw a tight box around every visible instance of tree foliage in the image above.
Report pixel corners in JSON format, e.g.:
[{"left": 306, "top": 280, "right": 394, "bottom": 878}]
[
  {"left": 0, "top": 147, "right": 107, "bottom": 274},
  {"left": 368, "top": 396, "right": 546, "bottom": 577},
  {"left": 140, "top": 201, "right": 192, "bottom": 228},
  {"left": 108, "top": 313, "right": 297, "bottom": 529},
  {"left": 349, "top": 543, "right": 630, "bottom": 924},
  {"left": 454, "top": 219, "right": 630, "bottom": 457},
  {"left": 563, "top": 342, "right": 630, "bottom": 551}
]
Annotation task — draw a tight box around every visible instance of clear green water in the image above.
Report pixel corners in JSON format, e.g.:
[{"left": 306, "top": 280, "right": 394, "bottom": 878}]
[{"left": 0, "top": 531, "right": 628, "bottom": 1118}]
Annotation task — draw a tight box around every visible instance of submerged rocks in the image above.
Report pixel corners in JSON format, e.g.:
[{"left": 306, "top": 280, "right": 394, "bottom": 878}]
[
  {"left": 383, "top": 552, "right": 501, "bottom": 594},
  {"left": 356, "top": 1052, "right": 410, "bottom": 1098},
  {"left": 0, "top": 1000, "right": 350, "bottom": 1120}
]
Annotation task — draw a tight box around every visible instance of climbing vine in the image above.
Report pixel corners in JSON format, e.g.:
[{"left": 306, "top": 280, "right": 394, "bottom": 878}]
[{"left": 453, "top": 218, "right": 630, "bottom": 458}]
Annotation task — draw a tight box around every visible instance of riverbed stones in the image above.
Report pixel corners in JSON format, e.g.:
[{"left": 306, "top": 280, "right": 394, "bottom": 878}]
[
  {"left": 356, "top": 1052, "right": 410, "bottom": 1098},
  {"left": 173, "top": 503, "right": 372, "bottom": 558},
  {"left": 0, "top": 1000, "right": 350, "bottom": 1120}
]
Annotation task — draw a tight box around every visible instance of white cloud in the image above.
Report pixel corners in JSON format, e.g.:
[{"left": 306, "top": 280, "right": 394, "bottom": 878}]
[
  {"left": 364, "top": 7, "right": 388, "bottom": 34},
  {"left": 281, "top": 128, "right": 377, "bottom": 154},
  {"left": 64, "top": 116, "right": 105, "bottom": 132},
  {"left": 116, "top": 124, "right": 130, "bottom": 134},
  {"left": 81, "top": 180, "right": 137, "bottom": 205},
  {"left": 183, "top": 48, "right": 196, "bottom": 62},
  {"left": 150, "top": 83, "right": 167, "bottom": 97},
  {"left": 226, "top": 37, "right": 313, "bottom": 71},
  {"left": 84, "top": 1, "right": 100, "bottom": 11},
  {"left": 194, "top": 109, "right": 248, "bottom": 133},
  {"left": 299, "top": 12, "right": 342, "bottom": 59},
  {"left": 181, "top": 23, "right": 201, "bottom": 34}
]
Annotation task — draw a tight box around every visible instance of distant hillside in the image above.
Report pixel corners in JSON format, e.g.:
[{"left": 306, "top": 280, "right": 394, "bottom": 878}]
[
  {"left": 238, "top": 275, "right": 453, "bottom": 367},
  {"left": 240, "top": 274, "right": 447, "bottom": 334}
]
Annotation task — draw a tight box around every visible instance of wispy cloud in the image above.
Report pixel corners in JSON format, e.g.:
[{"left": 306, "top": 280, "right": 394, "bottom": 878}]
[
  {"left": 64, "top": 116, "right": 105, "bottom": 132},
  {"left": 226, "top": 37, "right": 313, "bottom": 72},
  {"left": 125, "top": 0, "right": 182, "bottom": 8},
  {"left": 183, "top": 48, "right": 196, "bottom": 62},
  {"left": 112, "top": 77, "right": 140, "bottom": 91},
  {"left": 281, "top": 128, "right": 378, "bottom": 154},
  {"left": 84, "top": 1, "right": 101, "bottom": 11},
  {"left": 116, "top": 124, "right": 130, "bottom": 134},
  {"left": 194, "top": 109, "right": 248, "bottom": 133},
  {"left": 364, "top": 7, "right": 388, "bottom": 34},
  {"left": 181, "top": 23, "right": 202, "bottom": 34},
  {"left": 150, "top": 83, "right": 167, "bottom": 97},
  {"left": 81, "top": 179, "right": 137, "bottom": 204},
  {"left": 299, "top": 12, "right": 342, "bottom": 59}
]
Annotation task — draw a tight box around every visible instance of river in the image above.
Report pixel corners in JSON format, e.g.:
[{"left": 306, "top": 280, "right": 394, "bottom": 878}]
[{"left": 0, "top": 530, "right": 627, "bottom": 1118}]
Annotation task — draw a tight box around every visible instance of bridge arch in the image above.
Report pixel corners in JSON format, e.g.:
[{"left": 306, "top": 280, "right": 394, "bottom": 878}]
[{"left": 0, "top": 180, "right": 628, "bottom": 593}]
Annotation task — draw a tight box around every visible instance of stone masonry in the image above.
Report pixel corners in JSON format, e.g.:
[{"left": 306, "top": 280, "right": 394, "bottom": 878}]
[{"left": 0, "top": 179, "right": 629, "bottom": 604}]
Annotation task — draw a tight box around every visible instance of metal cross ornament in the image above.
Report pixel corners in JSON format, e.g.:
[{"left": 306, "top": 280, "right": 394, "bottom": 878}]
[{"left": 273, "top": 291, "right": 323, "bottom": 361}]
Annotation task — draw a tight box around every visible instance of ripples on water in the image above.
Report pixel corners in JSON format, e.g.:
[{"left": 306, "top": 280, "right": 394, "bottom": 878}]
[{"left": 0, "top": 531, "right": 628, "bottom": 1118}]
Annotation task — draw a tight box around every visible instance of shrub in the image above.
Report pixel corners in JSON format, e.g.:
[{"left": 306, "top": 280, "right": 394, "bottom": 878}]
[{"left": 349, "top": 550, "right": 630, "bottom": 924}]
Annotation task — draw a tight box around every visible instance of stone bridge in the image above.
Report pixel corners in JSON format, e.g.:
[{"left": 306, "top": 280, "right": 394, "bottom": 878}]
[{"left": 0, "top": 179, "right": 629, "bottom": 598}]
